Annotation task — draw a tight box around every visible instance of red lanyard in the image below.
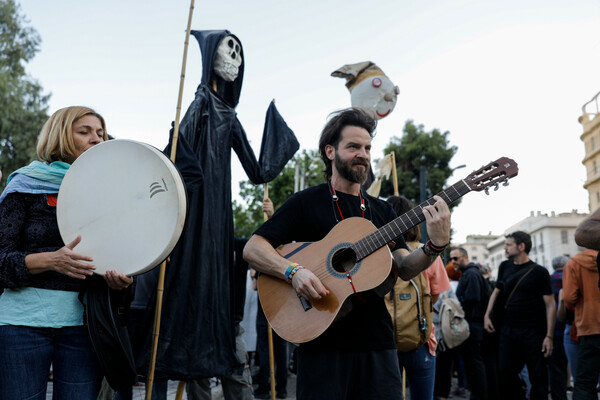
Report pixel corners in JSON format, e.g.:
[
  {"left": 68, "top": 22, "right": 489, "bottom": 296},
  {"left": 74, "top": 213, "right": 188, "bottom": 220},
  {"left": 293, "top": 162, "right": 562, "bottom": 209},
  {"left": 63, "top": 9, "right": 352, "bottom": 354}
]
[{"left": 329, "top": 181, "right": 365, "bottom": 220}]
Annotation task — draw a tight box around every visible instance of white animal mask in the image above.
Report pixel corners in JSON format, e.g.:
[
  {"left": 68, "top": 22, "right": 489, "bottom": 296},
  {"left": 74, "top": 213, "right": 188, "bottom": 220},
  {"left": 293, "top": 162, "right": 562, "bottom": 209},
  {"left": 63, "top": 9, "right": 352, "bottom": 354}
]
[
  {"left": 214, "top": 36, "right": 242, "bottom": 82},
  {"left": 350, "top": 74, "right": 399, "bottom": 119},
  {"left": 332, "top": 61, "right": 399, "bottom": 120}
]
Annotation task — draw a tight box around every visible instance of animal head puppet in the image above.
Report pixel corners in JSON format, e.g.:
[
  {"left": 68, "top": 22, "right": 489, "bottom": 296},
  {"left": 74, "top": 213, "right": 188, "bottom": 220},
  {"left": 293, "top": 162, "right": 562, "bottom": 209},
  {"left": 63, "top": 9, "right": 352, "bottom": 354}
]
[{"left": 332, "top": 61, "right": 399, "bottom": 119}]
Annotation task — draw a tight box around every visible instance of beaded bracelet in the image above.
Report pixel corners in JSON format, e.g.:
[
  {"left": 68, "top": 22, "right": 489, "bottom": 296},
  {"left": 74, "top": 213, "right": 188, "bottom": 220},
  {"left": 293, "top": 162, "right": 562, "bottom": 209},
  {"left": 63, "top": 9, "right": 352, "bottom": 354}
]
[
  {"left": 286, "top": 264, "right": 304, "bottom": 284},
  {"left": 421, "top": 240, "right": 448, "bottom": 257},
  {"left": 284, "top": 263, "right": 299, "bottom": 281}
]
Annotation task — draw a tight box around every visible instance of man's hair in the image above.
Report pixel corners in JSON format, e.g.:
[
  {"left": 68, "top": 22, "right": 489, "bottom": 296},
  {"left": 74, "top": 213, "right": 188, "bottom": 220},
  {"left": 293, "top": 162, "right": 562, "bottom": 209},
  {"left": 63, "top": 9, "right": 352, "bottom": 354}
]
[
  {"left": 506, "top": 231, "right": 532, "bottom": 254},
  {"left": 480, "top": 264, "right": 491, "bottom": 274},
  {"left": 552, "top": 255, "right": 569, "bottom": 270},
  {"left": 387, "top": 195, "right": 421, "bottom": 242},
  {"left": 453, "top": 247, "right": 469, "bottom": 257},
  {"left": 37, "top": 106, "right": 107, "bottom": 164},
  {"left": 318, "top": 107, "right": 376, "bottom": 180}
]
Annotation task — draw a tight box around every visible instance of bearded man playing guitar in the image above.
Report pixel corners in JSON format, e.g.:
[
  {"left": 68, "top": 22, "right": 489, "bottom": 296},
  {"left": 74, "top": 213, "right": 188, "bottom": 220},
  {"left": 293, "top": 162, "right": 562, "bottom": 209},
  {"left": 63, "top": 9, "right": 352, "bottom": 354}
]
[{"left": 243, "top": 107, "right": 451, "bottom": 400}]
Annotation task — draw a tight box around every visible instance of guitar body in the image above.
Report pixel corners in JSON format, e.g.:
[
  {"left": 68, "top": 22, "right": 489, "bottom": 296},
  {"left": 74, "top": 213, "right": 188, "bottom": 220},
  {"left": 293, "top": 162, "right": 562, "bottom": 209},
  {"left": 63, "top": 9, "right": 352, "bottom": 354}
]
[{"left": 258, "top": 217, "right": 394, "bottom": 343}]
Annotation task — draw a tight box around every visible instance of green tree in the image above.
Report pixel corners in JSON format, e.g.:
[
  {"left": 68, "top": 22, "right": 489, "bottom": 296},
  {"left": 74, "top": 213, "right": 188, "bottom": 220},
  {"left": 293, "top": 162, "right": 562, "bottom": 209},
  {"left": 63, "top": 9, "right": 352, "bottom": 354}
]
[
  {"left": 0, "top": 0, "right": 50, "bottom": 190},
  {"left": 380, "top": 120, "right": 458, "bottom": 206},
  {"left": 233, "top": 149, "right": 324, "bottom": 237}
]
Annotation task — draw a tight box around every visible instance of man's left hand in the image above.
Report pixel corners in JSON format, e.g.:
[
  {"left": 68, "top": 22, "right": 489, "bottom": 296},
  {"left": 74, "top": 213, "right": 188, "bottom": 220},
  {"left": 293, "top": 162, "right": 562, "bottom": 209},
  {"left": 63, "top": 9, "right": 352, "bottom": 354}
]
[{"left": 422, "top": 195, "right": 451, "bottom": 246}]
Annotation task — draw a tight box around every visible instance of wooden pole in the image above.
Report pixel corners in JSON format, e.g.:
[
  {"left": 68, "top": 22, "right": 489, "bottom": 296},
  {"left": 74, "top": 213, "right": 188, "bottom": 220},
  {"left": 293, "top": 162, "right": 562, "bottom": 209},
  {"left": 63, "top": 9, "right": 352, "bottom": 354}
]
[
  {"left": 263, "top": 184, "right": 277, "bottom": 400},
  {"left": 147, "top": 1, "right": 194, "bottom": 399},
  {"left": 391, "top": 151, "right": 399, "bottom": 196}
]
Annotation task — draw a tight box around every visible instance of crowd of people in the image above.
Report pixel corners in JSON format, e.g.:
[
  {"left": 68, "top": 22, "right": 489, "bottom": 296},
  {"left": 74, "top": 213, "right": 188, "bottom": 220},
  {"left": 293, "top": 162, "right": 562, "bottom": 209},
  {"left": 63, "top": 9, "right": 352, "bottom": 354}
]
[{"left": 1, "top": 105, "right": 600, "bottom": 400}]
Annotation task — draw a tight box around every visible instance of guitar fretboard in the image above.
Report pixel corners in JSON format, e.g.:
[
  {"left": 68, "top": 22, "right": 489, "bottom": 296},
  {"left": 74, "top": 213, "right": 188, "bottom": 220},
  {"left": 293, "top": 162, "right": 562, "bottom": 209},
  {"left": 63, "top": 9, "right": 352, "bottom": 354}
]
[{"left": 352, "top": 180, "right": 471, "bottom": 261}]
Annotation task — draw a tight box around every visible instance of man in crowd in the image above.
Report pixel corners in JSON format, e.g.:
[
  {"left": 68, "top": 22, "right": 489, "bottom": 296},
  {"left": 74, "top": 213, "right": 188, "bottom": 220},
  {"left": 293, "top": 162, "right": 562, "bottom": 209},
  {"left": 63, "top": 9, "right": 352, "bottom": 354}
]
[
  {"left": 483, "top": 231, "right": 555, "bottom": 400},
  {"left": 548, "top": 255, "right": 569, "bottom": 400},
  {"left": 244, "top": 108, "right": 451, "bottom": 399},
  {"left": 563, "top": 248, "right": 600, "bottom": 399},
  {"left": 451, "top": 247, "right": 489, "bottom": 400}
]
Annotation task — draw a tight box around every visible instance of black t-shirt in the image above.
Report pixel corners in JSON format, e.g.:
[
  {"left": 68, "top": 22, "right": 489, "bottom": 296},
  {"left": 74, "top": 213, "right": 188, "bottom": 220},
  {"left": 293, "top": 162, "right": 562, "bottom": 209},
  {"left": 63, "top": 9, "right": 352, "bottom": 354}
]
[
  {"left": 254, "top": 183, "right": 408, "bottom": 351},
  {"left": 496, "top": 259, "right": 552, "bottom": 331}
]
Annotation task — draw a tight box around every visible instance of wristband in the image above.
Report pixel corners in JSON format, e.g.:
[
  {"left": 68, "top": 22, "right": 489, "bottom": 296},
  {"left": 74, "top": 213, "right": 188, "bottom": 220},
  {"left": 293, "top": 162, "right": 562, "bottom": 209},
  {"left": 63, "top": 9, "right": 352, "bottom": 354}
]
[
  {"left": 284, "top": 263, "right": 299, "bottom": 282},
  {"left": 422, "top": 240, "right": 447, "bottom": 257},
  {"left": 287, "top": 264, "right": 304, "bottom": 283}
]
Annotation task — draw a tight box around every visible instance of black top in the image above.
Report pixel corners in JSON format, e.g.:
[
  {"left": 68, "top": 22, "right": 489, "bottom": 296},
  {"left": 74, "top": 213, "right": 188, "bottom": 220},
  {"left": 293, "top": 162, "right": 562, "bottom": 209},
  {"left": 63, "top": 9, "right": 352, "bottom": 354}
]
[
  {"left": 496, "top": 259, "right": 552, "bottom": 331},
  {"left": 255, "top": 183, "right": 407, "bottom": 351},
  {"left": 0, "top": 193, "right": 85, "bottom": 292}
]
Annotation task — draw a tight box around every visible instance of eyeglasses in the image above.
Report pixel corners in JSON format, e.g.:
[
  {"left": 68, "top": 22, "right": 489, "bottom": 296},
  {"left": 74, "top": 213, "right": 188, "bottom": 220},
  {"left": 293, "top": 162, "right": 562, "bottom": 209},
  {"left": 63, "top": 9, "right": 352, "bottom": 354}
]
[{"left": 450, "top": 257, "right": 461, "bottom": 261}]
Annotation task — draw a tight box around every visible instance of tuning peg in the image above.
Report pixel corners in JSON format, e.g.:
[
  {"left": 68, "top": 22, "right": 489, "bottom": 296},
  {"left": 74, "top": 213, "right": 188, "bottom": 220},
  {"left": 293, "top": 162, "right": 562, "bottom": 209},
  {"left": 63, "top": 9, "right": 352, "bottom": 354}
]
[
  {"left": 485, "top": 187, "right": 490, "bottom": 195},
  {"left": 503, "top": 179, "right": 509, "bottom": 186},
  {"left": 494, "top": 183, "right": 499, "bottom": 191}
]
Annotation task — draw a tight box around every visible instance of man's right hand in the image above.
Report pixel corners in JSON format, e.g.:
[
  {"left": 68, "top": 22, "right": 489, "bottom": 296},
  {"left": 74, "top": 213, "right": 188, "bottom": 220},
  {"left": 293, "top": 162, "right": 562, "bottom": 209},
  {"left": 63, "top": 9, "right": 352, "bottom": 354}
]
[
  {"left": 484, "top": 314, "right": 495, "bottom": 333},
  {"left": 291, "top": 268, "right": 329, "bottom": 300}
]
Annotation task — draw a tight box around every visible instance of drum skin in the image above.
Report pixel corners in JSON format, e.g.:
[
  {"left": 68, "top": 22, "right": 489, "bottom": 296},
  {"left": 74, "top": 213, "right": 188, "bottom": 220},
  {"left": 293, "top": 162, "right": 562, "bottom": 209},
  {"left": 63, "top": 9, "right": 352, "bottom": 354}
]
[{"left": 57, "top": 139, "right": 187, "bottom": 276}]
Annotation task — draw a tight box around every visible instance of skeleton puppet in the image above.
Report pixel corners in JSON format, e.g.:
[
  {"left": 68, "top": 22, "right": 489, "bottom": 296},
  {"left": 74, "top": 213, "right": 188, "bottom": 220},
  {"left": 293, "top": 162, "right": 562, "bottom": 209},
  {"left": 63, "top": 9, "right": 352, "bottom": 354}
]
[{"left": 137, "top": 30, "right": 299, "bottom": 381}]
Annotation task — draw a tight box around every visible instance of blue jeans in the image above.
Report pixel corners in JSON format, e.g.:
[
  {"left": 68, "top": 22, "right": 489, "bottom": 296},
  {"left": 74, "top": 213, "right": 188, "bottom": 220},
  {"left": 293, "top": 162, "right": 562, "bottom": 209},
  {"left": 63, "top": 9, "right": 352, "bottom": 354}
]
[
  {"left": 0, "top": 325, "right": 101, "bottom": 400},
  {"left": 396, "top": 344, "right": 436, "bottom": 400},
  {"left": 563, "top": 324, "right": 579, "bottom": 381}
]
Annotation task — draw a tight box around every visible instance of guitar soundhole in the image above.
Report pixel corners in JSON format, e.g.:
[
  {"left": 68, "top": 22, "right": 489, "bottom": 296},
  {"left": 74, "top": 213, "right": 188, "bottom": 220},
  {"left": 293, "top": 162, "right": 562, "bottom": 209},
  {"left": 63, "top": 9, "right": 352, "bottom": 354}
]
[{"left": 331, "top": 247, "right": 357, "bottom": 274}]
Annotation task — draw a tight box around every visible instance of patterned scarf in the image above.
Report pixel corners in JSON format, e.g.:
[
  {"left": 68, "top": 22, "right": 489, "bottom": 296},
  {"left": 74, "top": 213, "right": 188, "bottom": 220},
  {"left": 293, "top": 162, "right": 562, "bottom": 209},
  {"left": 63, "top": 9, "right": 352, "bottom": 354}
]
[{"left": 0, "top": 160, "right": 70, "bottom": 204}]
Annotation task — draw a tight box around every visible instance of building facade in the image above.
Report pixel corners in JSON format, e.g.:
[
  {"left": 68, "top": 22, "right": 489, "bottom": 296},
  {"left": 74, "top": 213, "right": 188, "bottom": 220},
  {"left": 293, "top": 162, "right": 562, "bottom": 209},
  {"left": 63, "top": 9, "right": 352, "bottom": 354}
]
[
  {"left": 483, "top": 210, "right": 588, "bottom": 279},
  {"left": 579, "top": 91, "right": 600, "bottom": 211},
  {"left": 454, "top": 234, "right": 499, "bottom": 267}
]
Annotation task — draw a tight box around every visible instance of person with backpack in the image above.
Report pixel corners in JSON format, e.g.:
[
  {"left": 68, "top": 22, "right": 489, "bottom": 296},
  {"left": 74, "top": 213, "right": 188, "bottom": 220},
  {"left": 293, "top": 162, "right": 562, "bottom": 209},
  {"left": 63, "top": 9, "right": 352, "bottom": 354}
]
[
  {"left": 385, "top": 196, "right": 450, "bottom": 400},
  {"left": 452, "top": 247, "right": 490, "bottom": 400}
]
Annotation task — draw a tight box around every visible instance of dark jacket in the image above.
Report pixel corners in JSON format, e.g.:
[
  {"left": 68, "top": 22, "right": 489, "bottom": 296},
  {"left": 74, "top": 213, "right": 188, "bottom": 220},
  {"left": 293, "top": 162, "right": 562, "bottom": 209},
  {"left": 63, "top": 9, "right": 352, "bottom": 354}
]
[{"left": 456, "top": 263, "right": 486, "bottom": 340}]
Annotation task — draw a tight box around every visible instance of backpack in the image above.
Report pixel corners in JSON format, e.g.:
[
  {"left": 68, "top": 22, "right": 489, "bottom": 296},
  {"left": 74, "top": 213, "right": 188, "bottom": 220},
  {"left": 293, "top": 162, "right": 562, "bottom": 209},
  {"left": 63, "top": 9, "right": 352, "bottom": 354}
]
[
  {"left": 385, "top": 271, "right": 433, "bottom": 352},
  {"left": 437, "top": 291, "right": 470, "bottom": 352}
]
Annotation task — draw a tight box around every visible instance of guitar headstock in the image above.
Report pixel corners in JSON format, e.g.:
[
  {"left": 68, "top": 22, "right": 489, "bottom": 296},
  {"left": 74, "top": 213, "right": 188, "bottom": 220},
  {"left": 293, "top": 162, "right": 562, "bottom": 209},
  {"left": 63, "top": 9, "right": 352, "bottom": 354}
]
[{"left": 464, "top": 157, "right": 519, "bottom": 194}]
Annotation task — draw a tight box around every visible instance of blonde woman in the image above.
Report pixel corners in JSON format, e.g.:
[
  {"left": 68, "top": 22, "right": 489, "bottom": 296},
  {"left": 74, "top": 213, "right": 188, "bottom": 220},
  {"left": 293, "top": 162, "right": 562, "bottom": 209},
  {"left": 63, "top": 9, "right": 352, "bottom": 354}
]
[{"left": 0, "top": 106, "right": 132, "bottom": 399}]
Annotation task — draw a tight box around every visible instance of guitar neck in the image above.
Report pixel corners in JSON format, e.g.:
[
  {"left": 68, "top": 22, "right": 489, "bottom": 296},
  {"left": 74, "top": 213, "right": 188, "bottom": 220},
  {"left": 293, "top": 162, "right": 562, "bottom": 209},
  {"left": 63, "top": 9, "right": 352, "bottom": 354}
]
[{"left": 352, "top": 179, "right": 472, "bottom": 261}]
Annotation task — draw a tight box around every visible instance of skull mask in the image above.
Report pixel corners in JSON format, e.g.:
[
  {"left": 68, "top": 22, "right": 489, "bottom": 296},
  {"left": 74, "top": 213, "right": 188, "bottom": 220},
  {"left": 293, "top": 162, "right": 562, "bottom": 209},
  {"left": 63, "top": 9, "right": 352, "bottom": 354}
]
[{"left": 214, "top": 36, "right": 242, "bottom": 82}]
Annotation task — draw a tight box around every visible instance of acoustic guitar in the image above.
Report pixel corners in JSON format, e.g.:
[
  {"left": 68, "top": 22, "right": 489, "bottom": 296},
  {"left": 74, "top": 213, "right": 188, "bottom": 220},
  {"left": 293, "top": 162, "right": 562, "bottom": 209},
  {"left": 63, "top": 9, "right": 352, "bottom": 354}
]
[{"left": 258, "top": 157, "right": 519, "bottom": 343}]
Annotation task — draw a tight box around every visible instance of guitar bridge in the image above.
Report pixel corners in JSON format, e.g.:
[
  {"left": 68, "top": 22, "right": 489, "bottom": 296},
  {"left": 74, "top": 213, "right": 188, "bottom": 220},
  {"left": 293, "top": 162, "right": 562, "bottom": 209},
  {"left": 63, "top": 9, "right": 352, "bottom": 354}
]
[{"left": 298, "top": 295, "right": 312, "bottom": 312}]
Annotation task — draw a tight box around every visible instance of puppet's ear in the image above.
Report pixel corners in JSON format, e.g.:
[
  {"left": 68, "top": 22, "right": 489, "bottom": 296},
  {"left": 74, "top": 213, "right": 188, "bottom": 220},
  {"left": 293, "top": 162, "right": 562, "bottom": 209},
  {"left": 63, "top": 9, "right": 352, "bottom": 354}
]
[{"left": 331, "top": 61, "right": 374, "bottom": 80}]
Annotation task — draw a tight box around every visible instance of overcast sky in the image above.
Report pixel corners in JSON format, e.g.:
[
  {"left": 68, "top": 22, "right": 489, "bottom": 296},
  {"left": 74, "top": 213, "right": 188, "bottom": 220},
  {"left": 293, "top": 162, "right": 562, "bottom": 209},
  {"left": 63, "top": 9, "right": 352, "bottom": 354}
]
[{"left": 17, "top": 0, "right": 600, "bottom": 244}]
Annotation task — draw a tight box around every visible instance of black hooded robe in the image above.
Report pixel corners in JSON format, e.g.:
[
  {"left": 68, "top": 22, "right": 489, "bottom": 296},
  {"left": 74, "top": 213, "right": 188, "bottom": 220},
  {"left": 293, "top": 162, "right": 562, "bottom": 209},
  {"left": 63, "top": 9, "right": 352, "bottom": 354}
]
[{"left": 136, "top": 30, "right": 299, "bottom": 380}]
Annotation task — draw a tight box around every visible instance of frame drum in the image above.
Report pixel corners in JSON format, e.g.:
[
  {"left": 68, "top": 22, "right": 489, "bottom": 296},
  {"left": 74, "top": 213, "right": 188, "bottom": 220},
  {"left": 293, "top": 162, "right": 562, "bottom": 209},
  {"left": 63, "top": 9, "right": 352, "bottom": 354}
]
[{"left": 57, "top": 139, "right": 187, "bottom": 276}]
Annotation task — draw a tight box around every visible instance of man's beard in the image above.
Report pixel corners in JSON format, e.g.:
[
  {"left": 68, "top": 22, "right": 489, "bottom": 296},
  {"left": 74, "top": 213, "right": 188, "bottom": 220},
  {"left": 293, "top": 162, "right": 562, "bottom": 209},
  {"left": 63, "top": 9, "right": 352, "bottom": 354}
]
[{"left": 334, "top": 153, "right": 369, "bottom": 184}]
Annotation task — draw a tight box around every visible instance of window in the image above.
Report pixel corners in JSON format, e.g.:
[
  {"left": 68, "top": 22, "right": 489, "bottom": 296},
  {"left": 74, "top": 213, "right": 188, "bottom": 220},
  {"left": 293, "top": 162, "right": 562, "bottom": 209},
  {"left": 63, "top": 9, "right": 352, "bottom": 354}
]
[{"left": 561, "top": 230, "right": 569, "bottom": 244}]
